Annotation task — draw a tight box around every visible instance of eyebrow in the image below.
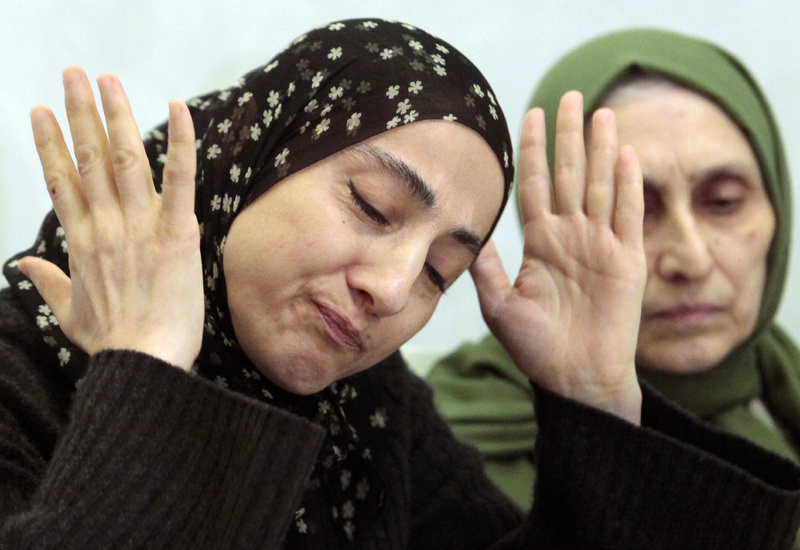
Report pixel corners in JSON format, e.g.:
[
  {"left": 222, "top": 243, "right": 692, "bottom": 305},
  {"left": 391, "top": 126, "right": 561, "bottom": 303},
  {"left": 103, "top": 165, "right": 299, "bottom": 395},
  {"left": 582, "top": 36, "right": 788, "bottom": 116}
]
[
  {"left": 351, "top": 143, "right": 435, "bottom": 206},
  {"left": 452, "top": 229, "right": 483, "bottom": 258},
  {"left": 642, "top": 163, "right": 760, "bottom": 191},
  {"left": 692, "top": 164, "right": 760, "bottom": 185},
  {"left": 348, "top": 143, "right": 484, "bottom": 259}
]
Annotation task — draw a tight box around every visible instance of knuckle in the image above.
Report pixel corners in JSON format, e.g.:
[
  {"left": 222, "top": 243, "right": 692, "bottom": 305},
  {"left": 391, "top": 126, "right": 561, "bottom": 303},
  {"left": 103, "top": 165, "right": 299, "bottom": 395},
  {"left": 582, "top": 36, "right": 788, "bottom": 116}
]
[
  {"left": 109, "top": 147, "right": 140, "bottom": 174},
  {"left": 162, "top": 162, "right": 190, "bottom": 186},
  {"left": 43, "top": 170, "right": 71, "bottom": 198},
  {"left": 88, "top": 218, "right": 123, "bottom": 255},
  {"left": 74, "top": 143, "right": 105, "bottom": 175},
  {"left": 64, "top": 92, "right": 93, "bottom": 117},
  {"left": 89, "top": 238, "right": 117, "bottom": 261},
  {"left": 161, "top": 215, "right": 201, "bottom": 246}
]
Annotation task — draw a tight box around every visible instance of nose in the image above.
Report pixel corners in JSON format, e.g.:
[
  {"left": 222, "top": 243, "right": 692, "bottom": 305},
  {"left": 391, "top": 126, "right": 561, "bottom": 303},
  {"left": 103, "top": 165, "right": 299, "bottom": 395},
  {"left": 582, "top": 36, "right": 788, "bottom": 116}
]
[
  {"left": 348, "top": 238, "right": 428, "bottom": 317},
  {"left": 652, "top": 209, "right": 713, "bottom": 282}
]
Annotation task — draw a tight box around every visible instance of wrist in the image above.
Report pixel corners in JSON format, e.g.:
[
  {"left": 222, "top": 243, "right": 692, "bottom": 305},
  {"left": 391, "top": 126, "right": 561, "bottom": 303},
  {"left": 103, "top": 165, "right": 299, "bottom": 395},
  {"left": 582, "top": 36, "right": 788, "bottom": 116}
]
[
  {"left": 529, "top": 369, "right": 642, "bottom": 425},
  {"left": 583, "top": 382, "right": 642, "bottom": 425}
]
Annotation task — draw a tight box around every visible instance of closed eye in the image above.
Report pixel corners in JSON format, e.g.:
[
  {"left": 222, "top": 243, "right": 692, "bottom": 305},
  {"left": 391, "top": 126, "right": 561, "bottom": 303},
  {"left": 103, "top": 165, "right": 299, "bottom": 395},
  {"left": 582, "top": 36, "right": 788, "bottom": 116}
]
[
  {"left": 706, "top": 195, "right": 743, "bottom": 214},
  {"left": 349, "top": 180, "right": 389, "bottom": 226},
  {"left": 425, "top": 263, "right": 446, "bottom": 293},
  {"left": 349, "top": 180, "right": 445, "bottom": 293},
  {"left": 697, "top": 169, "right": 752, "bottom": 216}
]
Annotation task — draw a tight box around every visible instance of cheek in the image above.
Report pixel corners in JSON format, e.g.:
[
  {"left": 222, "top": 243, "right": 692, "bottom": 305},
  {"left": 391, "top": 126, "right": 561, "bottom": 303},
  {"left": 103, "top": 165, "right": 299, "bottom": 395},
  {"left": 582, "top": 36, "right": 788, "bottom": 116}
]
[
  {"left": 379, "top": 294, "right": 440, "bottom": 343},
  {"left": 744, "top": 227, "right": 773, "bottom": 289},
  {"left": 743, "top": 226, "right": 772, "bottom": 250},
  {"left": 733, "top": 201, "right": 776, "bottom": 267},
  {"left": 411, "top": 294, "right": 440, "bottom": 327},
  {"left": 719, "top": 224, "right": 773, "bottom": 278},
  {"left": 713, "top": 226, "right": 772, "bottom": 324}
]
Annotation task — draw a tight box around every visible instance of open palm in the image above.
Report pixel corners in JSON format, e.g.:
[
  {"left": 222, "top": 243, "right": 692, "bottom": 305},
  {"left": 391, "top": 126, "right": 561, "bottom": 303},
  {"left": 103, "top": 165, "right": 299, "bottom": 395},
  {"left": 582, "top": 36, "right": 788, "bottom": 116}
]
[
  {"left": 472, "top": 92, "right": 646, "bottom": 423},
  {"left": 19, "top": 68, "right": 203, "bottom": 371}
]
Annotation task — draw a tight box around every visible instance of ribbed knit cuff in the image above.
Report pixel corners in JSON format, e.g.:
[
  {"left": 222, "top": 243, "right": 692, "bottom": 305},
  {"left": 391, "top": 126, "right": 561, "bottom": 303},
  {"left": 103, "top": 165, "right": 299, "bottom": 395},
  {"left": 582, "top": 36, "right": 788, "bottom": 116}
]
[
  {"left": 5, "top": 350, "right": 325, "bottom": 550},
  {"left": 529, "top": 383, "right": 800, "bottom": 550}
]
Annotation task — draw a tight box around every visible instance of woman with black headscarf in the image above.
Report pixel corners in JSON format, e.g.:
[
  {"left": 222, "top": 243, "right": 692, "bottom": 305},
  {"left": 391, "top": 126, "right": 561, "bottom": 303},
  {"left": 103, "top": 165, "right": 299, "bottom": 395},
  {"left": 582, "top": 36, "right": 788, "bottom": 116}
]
[{"left": 1, "top": 19, "right": 800, "bottom": 549}]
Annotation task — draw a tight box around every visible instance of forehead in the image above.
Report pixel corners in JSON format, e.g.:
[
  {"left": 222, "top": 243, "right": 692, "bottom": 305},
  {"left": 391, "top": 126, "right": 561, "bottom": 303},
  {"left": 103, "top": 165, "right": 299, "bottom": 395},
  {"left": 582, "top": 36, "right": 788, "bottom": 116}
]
[
  {"left": 609, "top": 87, "right": 759, "bottom": 170},
  {"left": 350, "top": 120, "right": 506, "bottom": 233}
]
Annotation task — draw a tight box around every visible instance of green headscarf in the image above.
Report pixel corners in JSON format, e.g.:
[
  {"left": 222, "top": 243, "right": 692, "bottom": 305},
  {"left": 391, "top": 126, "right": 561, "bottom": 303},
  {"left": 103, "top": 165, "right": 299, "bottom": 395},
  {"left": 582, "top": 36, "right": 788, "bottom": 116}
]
[{"left": 427, "top": 28, "right": 799, "bottom": 511}]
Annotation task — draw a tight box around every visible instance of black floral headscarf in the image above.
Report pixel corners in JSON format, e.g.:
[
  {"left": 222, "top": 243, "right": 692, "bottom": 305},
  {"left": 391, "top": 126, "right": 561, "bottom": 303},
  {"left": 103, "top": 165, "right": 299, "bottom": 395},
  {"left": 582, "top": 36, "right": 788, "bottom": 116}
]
[{"left": 4, "top": 18, "right": 513, "bottom": 543}]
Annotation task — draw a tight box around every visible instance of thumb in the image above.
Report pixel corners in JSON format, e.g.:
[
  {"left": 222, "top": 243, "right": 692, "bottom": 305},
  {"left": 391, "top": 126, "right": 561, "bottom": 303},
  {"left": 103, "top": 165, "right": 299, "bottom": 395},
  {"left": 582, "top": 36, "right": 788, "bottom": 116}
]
[
  {"left": 18, "top": 256, "right": 73, "bottom": 324},
  {"left": 469, "top": 239, "right": 510, "bottom": 323}
]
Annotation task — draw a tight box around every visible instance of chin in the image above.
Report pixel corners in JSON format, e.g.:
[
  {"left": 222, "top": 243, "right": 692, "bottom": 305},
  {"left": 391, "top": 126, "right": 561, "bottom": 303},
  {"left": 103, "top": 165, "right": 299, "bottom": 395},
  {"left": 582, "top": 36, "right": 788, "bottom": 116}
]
[
  {"left": 638, "top": 360, "right": 719, "bottom": 375},
  {"left": 270, "top": 365, "right": 337, "bottom": 395},
  {"left": 245, "top": 341, "right": 378, "bottom": 395},
  {"left": 277, "top": 379, "right": 330, "bottom": 396},
  {"left": 636, "top": 331, "right": 738, "bottom": 375},
  {"left": 246, "top": 355, "right": 332, "bottom": 395},
  {"left": 636, "top": 348, "right": 724, "bottom": 375}
]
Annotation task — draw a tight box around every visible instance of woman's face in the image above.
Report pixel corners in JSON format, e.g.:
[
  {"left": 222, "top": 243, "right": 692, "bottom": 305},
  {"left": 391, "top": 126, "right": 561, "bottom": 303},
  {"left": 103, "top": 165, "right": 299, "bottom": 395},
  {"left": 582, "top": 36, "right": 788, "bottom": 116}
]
[
  {"left": 607, "top": 86, "right": 775, "bottom": 374},
  {"left": 223, "top": 120, "right": 504, "bottom": 394}
]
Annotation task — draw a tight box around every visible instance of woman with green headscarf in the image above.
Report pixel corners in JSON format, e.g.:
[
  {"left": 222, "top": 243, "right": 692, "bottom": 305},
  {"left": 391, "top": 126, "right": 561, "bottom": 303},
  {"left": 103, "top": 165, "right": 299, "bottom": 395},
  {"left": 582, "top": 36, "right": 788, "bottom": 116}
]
[{"left": 427, "top": 27, "right": 800, "bottom": 523}]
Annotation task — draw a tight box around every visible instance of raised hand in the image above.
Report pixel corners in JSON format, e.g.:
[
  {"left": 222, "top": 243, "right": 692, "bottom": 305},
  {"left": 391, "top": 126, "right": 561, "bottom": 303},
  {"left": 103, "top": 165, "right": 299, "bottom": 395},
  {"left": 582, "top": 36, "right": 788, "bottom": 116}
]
[
  {"left": 471, "top": 92, "right": 646, "bottom": 424},
  {"left": 18, "top": 67, "right": 203, "bottom": 371}
]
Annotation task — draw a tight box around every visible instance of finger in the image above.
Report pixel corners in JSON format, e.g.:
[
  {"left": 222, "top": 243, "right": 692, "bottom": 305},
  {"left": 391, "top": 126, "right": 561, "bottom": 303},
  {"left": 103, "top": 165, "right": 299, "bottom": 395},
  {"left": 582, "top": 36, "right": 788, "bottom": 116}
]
[
  {"left": 516, "top": 108, "right": 553, "bottom": 228},
  {"left": 97, "top": 73, "right": 157, "bottom": 212},
  {"left": 160, "top": 100, "right": 197, "bottom": 226},
  {"left": 585, "top": 108, "right": 618, "bottom": 225},
  {"left": 552, "top": 91, "right": 586, "bottom": 214},
  {"left": 62, "top": 66, "right": 119, "bottom": 211},
  {"left": 613, "top": 145, "right": 644, "bottom": 249},
  {"left": 17, "top": 256, "right": 73, "bottom": 327},
  {"left": 31, "top": 105, "right": 87, "bottom": 228},
  {"left": 469, "top": 239, "right": 511, "bottom": 323}
]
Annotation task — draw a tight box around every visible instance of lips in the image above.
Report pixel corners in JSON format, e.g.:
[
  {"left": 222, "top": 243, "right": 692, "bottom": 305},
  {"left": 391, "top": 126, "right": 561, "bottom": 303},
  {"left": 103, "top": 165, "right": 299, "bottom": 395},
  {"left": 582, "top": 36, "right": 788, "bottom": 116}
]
[
  {"left": 316, "top": 303, "right": 364, "bottom": 350},
  {"left": 651, "top": 303, "right": 722, "bottom": 324}
]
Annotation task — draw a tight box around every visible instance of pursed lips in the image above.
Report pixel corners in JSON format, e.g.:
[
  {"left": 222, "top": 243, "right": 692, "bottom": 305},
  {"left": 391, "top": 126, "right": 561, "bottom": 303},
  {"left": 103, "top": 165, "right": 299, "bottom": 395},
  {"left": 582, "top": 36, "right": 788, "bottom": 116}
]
[{"left": 315, "top": 302, "right": 365, "bottom": 350}]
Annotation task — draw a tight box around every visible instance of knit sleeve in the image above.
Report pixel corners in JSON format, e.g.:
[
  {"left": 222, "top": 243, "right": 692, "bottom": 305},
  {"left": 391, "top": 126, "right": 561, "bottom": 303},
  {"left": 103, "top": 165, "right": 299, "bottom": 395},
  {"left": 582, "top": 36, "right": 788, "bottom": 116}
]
[
  {"left": 410, "top": 353, "right": 800, "bottom": 549},
  {"left": 0, "top": 349, "right": 325, "bottom": 549},
  {"left": 525, "top": 382, "right": 800, "bottom": 549}
]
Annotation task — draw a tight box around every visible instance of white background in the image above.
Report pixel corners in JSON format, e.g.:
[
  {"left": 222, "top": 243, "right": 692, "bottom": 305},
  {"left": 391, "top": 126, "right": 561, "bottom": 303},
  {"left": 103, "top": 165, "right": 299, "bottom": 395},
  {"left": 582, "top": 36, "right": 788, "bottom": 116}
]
[{"left": 2, "top": 0, "right": 798, "bottom": 361}]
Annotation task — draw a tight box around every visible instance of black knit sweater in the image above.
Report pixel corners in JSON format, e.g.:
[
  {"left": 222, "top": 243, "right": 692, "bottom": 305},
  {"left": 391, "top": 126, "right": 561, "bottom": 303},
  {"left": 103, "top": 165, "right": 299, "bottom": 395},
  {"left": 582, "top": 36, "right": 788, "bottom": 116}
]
[{"left": 1, "top": 286, "right": 799, "bottom": 549}]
